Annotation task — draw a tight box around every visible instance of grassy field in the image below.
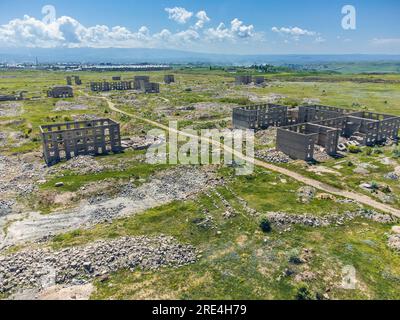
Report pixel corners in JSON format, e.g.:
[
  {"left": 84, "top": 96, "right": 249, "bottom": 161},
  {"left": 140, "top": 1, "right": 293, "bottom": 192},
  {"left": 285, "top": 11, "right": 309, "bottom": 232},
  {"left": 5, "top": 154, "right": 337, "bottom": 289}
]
[{"left": 1, "top": 68, "right": 400, "bottom": 300}]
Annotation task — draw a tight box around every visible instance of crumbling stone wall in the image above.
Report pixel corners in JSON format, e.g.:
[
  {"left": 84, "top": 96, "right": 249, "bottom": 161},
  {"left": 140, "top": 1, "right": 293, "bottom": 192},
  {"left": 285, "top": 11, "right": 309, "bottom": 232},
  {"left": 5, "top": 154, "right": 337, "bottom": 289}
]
[{"left": 40, "top": 118, "right": 122, "bottom": 166}]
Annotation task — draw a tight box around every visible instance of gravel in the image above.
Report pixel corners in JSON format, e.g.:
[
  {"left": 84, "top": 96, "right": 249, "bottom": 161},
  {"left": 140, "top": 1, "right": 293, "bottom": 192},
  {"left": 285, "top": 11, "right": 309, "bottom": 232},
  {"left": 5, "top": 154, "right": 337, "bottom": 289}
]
[
  {"left": 255, "top": 148, "right": 290, "bottom": 164},
  {"left": 384, "top": 172, "right": 399, "bottom": 181},
  {"left": 0, "top": 235, "right": 197, "bottom": 294}
]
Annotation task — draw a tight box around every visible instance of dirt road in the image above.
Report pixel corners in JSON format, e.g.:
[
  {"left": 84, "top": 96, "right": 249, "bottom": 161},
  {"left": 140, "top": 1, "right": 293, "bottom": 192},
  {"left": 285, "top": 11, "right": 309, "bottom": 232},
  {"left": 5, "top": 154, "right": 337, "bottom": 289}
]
[{"left": 104, "top": 97, "right": 400, "bottom": 217}]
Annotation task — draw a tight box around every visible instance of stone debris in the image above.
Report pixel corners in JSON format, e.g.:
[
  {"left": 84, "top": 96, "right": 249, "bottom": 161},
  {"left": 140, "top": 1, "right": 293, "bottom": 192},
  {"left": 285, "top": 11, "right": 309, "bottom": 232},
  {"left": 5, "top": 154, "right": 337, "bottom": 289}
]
[
  {"left": 0, "top": 200, "right": 14, "bottom": 217},
  {"left": 0, "top": 102, "right": 22, "bottom": 117},
  {"left": 384, "top": 172, "right": 399, "bottom": 181},
  {"left": 255, "top": 128, "right": 277, "bottom": 146},
  {"left": 0, "top": 154, "right": 46, "bottom": 196},
  {"left": 267, "top": 209, "right": 396, "bottom": 231},
  {"left": 48, "top": 156, "right": 121, "bottom": 175},
  {"left": 1, "top": 167, "right": 222, "bottom": 248},
  {"left": 0, "top": 236, "right": 197, "bottom": 294},
  {"left": 53, "top": 101, "right": 90, "bottom": 112},
  {"left": 255, "top": 148, "right": 290, "bottom": 164},
  {"left": 297, "top": 186, "right": 316, "bottom": 204},
  {"left": 121, "top": 136, "right": 164, "bottom": 151},
  {"left": 388, "top": 234, "right": 400, "bottom": 252}
]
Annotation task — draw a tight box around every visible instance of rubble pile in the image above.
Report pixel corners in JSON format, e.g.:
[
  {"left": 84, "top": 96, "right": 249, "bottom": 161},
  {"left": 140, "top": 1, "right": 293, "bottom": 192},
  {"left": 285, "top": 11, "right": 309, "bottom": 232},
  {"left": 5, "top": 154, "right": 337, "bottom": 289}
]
[
  {"left": 256, "top": 128, "right": 277, "bottom": 146},
  {"left": 297, "top": 186, "right": 316, "bottom": 204},
  {"left": 0, "top": 102, "right": 22, "bottom": 117},
  {"left": 0, "top": 154, "right": 46, "bottom": 196},
  {"left": 121, "top": 136, "right": 164, "bottom": 151},
  {"left": 0, "top": 199, "right": 14, "bottom": 217},
  {"left": 48, "top": 156, "right": 121, "bottom": 175},
  {"left": 53, "top": 101, "right": 90, "bottom": 111},
  {"left": 384, "top": 172, "right": 399, "bottom": 181},
  {"left": 0, "top": 236, "right": 197, "bottom": 294},
  {"left": 255, "top": 148, "right": 290, "bottom": 164},
  {"left": 267, "top": 209, "right": 396, "bottom": 230}
]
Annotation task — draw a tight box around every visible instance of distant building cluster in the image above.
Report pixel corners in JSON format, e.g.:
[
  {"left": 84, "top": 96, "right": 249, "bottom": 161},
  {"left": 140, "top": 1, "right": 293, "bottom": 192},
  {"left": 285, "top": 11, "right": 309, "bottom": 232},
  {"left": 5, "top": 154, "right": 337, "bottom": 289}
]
[
  {"left": 233, "top": 104, "right": 400, "bottom": 161},
  {"left": 235, "top": 75, "right": 265, "bottom": 85},
  {"left": 90, "top": 75, "right": 160, "bottom": 93},
  {"left": 81, "top": 64, "right": 171, "bottom": 72}
]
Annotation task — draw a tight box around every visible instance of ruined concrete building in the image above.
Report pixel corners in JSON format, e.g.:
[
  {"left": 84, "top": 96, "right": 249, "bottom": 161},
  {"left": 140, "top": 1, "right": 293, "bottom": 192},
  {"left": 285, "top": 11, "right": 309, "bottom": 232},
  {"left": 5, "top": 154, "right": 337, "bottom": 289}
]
[
  {"left": 66, "top": 76, "right": 82, "bottom": 85},
  {"left": 143, "top": 82, "right": 160, "bottom": 93},
  {"left": 0, "top": 92, "right": 24, "bottom": 101},
  {"left": 164, "top": 75, "right": 175, "bottom": 84},
  {"left": 254, "top": 76, "right": 265, "bottom": 85},
  {"left": 74, "top": 76, "right": 82, "bottom": 85},
  {"left": 47, "top": 86, "right": 73, "bottom": 98},
  {"left": 112, "top": 76, "right": 121, "bottom": 81},
  {"left": 90, "top": 81, "right": 133, "bottom": 92},
  {"left": 40, "top": 118, "right": 122, "bottom": 166},
  {"left": 233, "top": 104, "right": 400, "bottom": 161},
  {"left": 235, "top": 75, "right": 253, "bottom": 85},
  {"left": 133, "top": 76, "right": 160, "bottom": 93}
]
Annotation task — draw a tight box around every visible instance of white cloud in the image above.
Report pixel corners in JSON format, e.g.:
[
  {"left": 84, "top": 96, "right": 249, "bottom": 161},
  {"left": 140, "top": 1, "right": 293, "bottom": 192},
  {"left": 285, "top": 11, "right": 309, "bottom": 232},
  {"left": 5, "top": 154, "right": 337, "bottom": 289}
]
[
  {"left": 272, "top": 26, "right": 317, "bottom": 37},
  {"left": 165, "top": 7, "right": 193, "bottom": 24},
  {"left": 205, "top": 18, "right": 255, "bottom": 41},
  {"left": 194, "top": 11, "right": 210, "bottom": 29},
  {"left": 0, "top": 12, "right": 261, "bottom": 52},
  {"left": 314, "top": 36, "right": 326, "bottom": 43},
  {"left": 371, "top": 38, "right": 400, "bottom": 45}
]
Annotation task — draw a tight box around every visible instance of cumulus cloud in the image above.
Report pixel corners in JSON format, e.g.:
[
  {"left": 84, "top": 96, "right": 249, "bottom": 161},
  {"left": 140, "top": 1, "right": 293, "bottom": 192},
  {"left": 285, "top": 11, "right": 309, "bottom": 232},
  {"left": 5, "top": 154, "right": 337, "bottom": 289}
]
[
  {"left": 165, "top": 7, "right": 193, "bottom": 24},
  {"left": 205, "top": 18, "right": 255, "bottom": 41},
  {"left": 0, "top": 12, "right": 261, "bottom": 51},
  {"left": 194, "top": 11, "right": 210, "bottom": 29},
  {"left": 272, "top": 26, "right": 317, "bottom": 37}
]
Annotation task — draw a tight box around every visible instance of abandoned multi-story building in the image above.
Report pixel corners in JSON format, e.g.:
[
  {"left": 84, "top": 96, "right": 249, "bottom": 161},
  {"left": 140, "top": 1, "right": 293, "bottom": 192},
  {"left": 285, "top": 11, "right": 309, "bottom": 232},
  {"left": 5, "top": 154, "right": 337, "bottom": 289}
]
[
  {"left": 47, "top": 86, "right": 73, "bottom": 98},
  {"left": 0, "top": 92, "right": 24, "bottom": 101},
  {"left": 142, "top": 82, "right": 160, "bottom": 94},
  {"left": 40, "top": 118, "right": 122, "bottom": 166},
  {"left": 235, "top": 75, "right": 253, "bottom": 85},
  {"left": 133, "top": 76, "right": 150, "bottom": 90},
  {"left": 233, "top": 104, "right": 400, "bottom": 161},
  {"left": 90, "top": 81, "right": 134, "bottom": 92},
  {"left": 74, "top": 76, "right": 82, "bottom": 85},
  {"left": 164, "top": 75, "right": 175, "bottom": 84},
  {"left": 67, "top": 76, "right": 82, "bottom": 85}
]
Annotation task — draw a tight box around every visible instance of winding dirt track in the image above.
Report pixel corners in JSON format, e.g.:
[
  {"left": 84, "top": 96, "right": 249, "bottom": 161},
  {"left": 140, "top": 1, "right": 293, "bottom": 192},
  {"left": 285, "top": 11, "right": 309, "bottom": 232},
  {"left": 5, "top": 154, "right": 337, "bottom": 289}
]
[{"left": 104, "top": 97, "right": 400, "bottom": 217}]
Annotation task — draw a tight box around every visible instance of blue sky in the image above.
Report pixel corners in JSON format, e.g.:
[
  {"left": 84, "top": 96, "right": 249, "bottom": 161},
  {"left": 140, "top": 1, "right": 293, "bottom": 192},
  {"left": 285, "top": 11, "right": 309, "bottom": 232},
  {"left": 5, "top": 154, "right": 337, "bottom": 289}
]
[{"left": 0, "top": 0, "right": 399, "bottom": 54}]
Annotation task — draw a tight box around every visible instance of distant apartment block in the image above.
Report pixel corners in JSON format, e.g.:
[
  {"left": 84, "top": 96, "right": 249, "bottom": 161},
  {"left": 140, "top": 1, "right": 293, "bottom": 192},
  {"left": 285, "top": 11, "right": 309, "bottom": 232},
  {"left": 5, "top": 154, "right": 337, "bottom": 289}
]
[{"left": 40, "top": 118, "right": 122, "bottom": 166}]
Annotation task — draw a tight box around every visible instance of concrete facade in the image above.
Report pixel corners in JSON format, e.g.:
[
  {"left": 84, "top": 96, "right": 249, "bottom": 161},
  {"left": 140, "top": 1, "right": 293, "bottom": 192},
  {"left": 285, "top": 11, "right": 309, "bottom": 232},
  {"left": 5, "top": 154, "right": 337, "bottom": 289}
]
[
  {"left": 235, "top": 75, "right": 253, "bottom": 85},
  {"left": 47, "top": 86, "right": 73, "bottom": 98},
  {"left": 233, "top": 104, "right": 400, "bottom": 161},
  {"left": 90, "top": 81, "right": 134, "bottom": 92},
  {"left": 40, "top": 118, "right": 122, "bottom": 166},
  {"left": 0, "top": 92, "right": 24, "bottom": 101},
  {"left": 164, "top": 75, "right": 175, "bottom": 84}
]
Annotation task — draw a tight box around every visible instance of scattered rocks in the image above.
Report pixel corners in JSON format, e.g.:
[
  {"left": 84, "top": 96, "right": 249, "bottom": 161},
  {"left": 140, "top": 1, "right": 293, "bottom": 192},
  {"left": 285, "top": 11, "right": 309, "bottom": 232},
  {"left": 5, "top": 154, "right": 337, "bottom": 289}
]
[
  {"left": 48, "top": 156, "right": 121, "bottom": 175},
  {"left": 0, "top": 236, "right": 197, "bottom": 294},
  {"left": 392, "top": 226, "right": 400, "bottom": 234},
  {"left": 255, "top": 148, "right": 290, "bottom": 164},
  {"left": 267, "top": 209, "right": 396, "bottom": 231},
  {"left": 53, "top": 101, "right": 90, "bottom": 112},
  {"left": 121, "top": 136, "right": 164, "bottom": 151},
  {"left": 0, "top": 200, "right": 14, "bottom": 217},
  {"left": 54, "top": 182, "right": 64, "bottom": 188},
  {"left": 384, "top": 172, "right": 399, "bottom": 181},
  {"left": 0, "top": 102, "right": 22, "bottom": 117},
  {"left": 297, "top": 186, "right": 316, "bottom": 204},
  {"left": 388, "top": 234, "right": 400, "bottom": 252}
]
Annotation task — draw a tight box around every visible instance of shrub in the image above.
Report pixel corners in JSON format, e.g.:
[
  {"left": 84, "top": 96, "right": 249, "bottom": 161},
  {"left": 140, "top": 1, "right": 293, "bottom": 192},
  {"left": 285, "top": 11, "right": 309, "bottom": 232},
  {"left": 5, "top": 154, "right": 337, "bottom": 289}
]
[
  {"left": 259, "top": 218, "right": 272, "bottom": 233},
  {"left": 393, "top": 148, "right": 400, "bottom": 158},
  {"left": 296, "top": 287, "right": 314, "bottom": 300},
  {"left": 347, "top": 161, "right": 354, "bottom": 167},
  {"left": 348, "top": 145, "right": 361, "bottom": 154},
  {"left": 373, "top": 148, "right": 383, "bottom": 155},
  {"left": 365, "top": 147, "right": 372, "bottom": 156}
]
